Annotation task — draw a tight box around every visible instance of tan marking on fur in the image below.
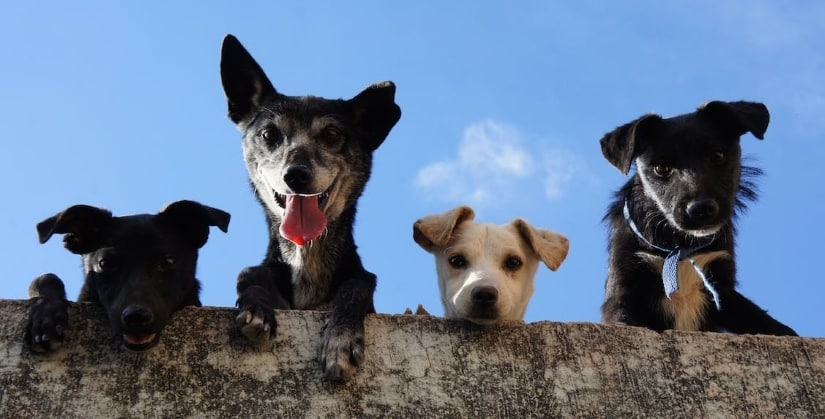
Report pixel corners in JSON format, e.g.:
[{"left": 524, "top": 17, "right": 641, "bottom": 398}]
[{"left": 638, "top": 250, "right": 731, "bottom": 331}]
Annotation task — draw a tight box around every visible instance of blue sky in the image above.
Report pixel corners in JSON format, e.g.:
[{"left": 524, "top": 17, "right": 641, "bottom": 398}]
[{"left": 2, "top": 2, "right": 823, "bottom": 337}]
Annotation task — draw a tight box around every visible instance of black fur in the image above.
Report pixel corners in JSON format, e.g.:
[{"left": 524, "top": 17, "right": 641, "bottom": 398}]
[
  {"left": 26, "top": 201, "right": 230, "bottom": 352},
  {"left": 219, "top": 34, "right": 401, "bottom": 381},
  {"left": 600, "top": 101, "right": 796, "bottom": 336}
]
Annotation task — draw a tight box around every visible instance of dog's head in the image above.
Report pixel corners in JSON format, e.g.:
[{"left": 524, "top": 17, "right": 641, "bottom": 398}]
[
  {"left": 600, "top": 100, "right": 769, "bottom": 237},
  {"left": 37, "top": 200, "right": 230, "bottom": 351},
  {"left": 413, "top": 206, "right": 569, "bottom": 325},
  {"left": 219, "top": 34, "right": 401, "bottom": 247}
]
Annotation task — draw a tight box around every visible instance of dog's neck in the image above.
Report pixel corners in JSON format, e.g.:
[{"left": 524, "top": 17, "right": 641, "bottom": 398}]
[
  {"left": 273, "top": 212, "right": 357, "bottom": 309},
  {"left": 622, "top": 200, "right": 722, "bottom": 309},
  {"left": 279, "top": 238, "right": 333, "bottom": 308}
]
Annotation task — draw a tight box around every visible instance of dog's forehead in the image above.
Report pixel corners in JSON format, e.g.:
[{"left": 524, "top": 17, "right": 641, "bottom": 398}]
[
  {"left": 104, "top": 214, "right": 180, "bottom": 248},
  {"left": 652, "top": 113, "right": 740, "bottom": 150},
  {"left": 263, "top": 96, "right": 349, "bottom": 120},
  {"left": 247, "top": 96, "right": 352, "bottom": 135},
  {"left": 452, "top": 222, "right": 528, "bottom": 255}
]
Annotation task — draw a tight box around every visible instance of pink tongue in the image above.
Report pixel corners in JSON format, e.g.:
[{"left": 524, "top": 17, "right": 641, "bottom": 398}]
[{"left": 279, "top": 195, "right": 327, "bottom": 246}]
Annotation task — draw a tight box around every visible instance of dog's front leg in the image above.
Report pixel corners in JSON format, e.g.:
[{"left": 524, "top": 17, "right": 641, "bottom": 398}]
[
  {"left": 235, "top": 264, "right": 291, "bottom": 345},
  {"left": 320, "top": 271, "right": 376, "bottom": 381},
  {"left": 716, "top": 290, "right": 798, "bottom": 336},
  {"left": 25, "top": 273, "right": 69, "bottom": 352}
]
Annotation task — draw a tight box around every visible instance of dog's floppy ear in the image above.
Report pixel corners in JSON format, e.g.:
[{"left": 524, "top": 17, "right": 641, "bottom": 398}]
[
  {"left": 349, "top": 81, "right": 402, "bottom": 151},
  {"left": 413, "top": 206, "right": 475, "bottom": 252},
  {"left": 599, "top": 114, "right": 662, "bottom": 175},
  {"left": 37, "top": 205, "right": 113, "bottom": 254},
  {"left": 698, "top": 100, "right": 770, "bottom": 140},
  {"left": 158, "top": 200, "right": 231, "bottom": 249},
  {"left": 512, "top": 219, "right": 569, "bottom": 271},
  {"left": 220, "top": 34, "right": 278, "bottom": 127}
]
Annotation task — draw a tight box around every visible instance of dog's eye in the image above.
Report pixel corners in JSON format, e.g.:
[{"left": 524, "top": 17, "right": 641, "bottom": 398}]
[
  {"left": 711, "top": 151, "right": 727, "bottom": 165},
  {"left": 323, "top": 126, "right": 344, "bottom": 143},
  {"left": 504, "top": 256, "right": 523, "bottom": 272},
  {"left": 653, "top": 164, "right": 673, "bottom": 178},
  {"left": 158, "top": 255, "right": 176, "bottom": 272},
  {"left": 448, "top": 254, "right": 468, "bottom": 269},
  {"left": 97, "top": 259, "right": 114, "bottom": 272},
  {"left": 260, "top": 128, "right": 280, "bottom": 142}
]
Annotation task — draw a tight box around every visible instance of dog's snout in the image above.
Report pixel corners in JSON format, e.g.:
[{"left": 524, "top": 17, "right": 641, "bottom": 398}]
[
  {"left": 686, "top": 199, "right": 719, "bottom": 222},
  {"left": 283, "top": 165, "right": 312, "bottom": 191},
  {"left": 471, "top": 286, "right": 499, "bottom": 306},
  {"left": 121, "top": 305, "right": 154, "bottom": 327}
]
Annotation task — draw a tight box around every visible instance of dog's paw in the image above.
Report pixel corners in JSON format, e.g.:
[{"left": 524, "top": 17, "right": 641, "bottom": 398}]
[
  {"left": 235, "top": 306, "right": 276, "bottom": 345},
  {"left": 25, "top": 296, "right": 69, "bottom": 353},
  {"left": 320, "top": 324, "right": 365, "bottom": 382}
]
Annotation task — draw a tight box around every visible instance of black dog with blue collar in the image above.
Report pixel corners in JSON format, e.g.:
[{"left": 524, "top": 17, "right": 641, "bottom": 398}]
[{"left": 599, "top": 100, "right": 796, "bottom": 336}]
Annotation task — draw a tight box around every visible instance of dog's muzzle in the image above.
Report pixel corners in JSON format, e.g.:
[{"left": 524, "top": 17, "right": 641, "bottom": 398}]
[
  {"left": 464, "top": 286, "right": 500, "bottom": 323},
  {"left": 120, "top": 305, "right": 160, "bottom": 351},
  {"left": 683, "top": 199, "right": 721, "bottom": 229}
]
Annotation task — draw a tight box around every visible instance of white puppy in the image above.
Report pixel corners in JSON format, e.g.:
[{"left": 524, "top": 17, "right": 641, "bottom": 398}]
[{"left": 413, "top": 206, "right": 569, "bottom": 325}]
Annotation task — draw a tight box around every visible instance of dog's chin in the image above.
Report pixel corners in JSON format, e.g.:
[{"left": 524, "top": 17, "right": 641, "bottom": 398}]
[
  {"left": 120, "top": 332, "right": 160, "bottom": 352},
  {"left": 464, "top": 317, "right": 501, "bottom": 326},
  {"left": 458, "top": 308, "right": 501, "bottom": 326},
  {"left": 679, "top": 223, "right": 724, "bottom": 238}
]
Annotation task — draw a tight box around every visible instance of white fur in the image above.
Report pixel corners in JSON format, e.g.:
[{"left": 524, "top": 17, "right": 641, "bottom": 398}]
[
  {"left": 415, "top": 207, "right": 569, "bottom": 325},
  {"left": 437, "top": 223, "right": 539, "bottom": 324}
]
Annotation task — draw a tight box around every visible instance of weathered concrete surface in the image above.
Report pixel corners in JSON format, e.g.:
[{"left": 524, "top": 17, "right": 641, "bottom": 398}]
[{"left": 0, "top": 299, "right": 822, "bottom": 418}]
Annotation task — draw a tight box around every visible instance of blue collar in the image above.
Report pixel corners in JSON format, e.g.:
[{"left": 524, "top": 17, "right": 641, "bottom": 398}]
[{"left": 622, "top": 201, "right": 722, "bottom": 310}]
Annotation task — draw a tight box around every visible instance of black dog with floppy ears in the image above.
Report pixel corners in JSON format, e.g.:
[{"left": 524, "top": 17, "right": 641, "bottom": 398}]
[
  {"left": 26, "top": 200, "right": 230, "bottom": 352},
  {"left": 600, "top": 100, "right": 796, "bottom": 336}
]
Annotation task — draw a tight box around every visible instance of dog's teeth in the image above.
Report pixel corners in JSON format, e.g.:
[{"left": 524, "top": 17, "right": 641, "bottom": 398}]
[{"left": 123, "top": 333, "right": 156, "bottom": 346}]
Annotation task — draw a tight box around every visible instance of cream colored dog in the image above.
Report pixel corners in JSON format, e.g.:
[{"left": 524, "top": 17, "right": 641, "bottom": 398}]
[{"left": 413, "top": 206, "right": 569, "bottom": 325}]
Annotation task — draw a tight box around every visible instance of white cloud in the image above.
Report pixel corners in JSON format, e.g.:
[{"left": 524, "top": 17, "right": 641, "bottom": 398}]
[
  {"left": 415, "top": 119, "right": 584, "bottom": 206},
  {"left": 458, "top": 122, "right": 535, "bottom": 177},
  {"left": 542, "top": 150, "right": 578, "bottom": 201}
]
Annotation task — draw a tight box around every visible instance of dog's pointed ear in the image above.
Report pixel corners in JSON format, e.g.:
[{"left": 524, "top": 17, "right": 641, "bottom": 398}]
[
  {"left": 512, "top": 219, "right": 569, "bottom": 271},
  {"left": 600, "top": 114, "right": 662, "bottom": 175},
  {"left": 157, "top": 200, "right": 231, "bottom": 249},
  {"left": 698, "top": 100, "right": 770, "bottom": 140},
  {"left": 413, "top": 206, "right": 475, "bottom": 252},
  {"left": 349, "top": 81, "right": 402, "bottom": 151},
  {"left": 220, "top": 34, "right": 278, "bottom": 127},
  {"left": 37, "top": 205, "right": 113, "bottom": 254}
]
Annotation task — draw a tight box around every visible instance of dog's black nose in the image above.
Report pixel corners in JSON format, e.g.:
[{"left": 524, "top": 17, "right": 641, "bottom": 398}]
[
  {"left": 121, "top": 305, "right": 154, "bottom": 327},
  {"left": 686, "top": 199, "right": 719, "bottom": 222},
  {"left": 283, "top": 165, "right": 312, "bottom": 191},
  {"left": 471, "top": 286, "right": 499, "bottom": 306}
]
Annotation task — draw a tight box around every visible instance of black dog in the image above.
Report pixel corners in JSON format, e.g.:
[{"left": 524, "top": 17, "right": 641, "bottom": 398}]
[
  {"left": 220, "top": 34, "right": 401, "bottom": 380},
  {"left": 600, "top": 100, "right": 796, "bottom": 336},
  {"left": 26, "top": 200, "right": 230, "bottom": 352}
]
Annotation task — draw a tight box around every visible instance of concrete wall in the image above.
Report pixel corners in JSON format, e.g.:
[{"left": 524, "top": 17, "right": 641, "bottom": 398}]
[{"left": 0, "top": 299, "right": 822, "bottom": 418}]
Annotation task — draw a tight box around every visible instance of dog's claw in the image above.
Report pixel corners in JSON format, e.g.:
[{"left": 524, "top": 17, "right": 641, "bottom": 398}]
[
  {"left": 236, "top": 309, "right": 274, "bottom": 345},
  {"left": 235, "top": 311, "right": 252, "bottom": 326},
  {"left": 321, "top": 326, "right": 365, "bottom": 382},
  {"left": 25, "top": 294, "right": 69, "bottom": 353}
]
